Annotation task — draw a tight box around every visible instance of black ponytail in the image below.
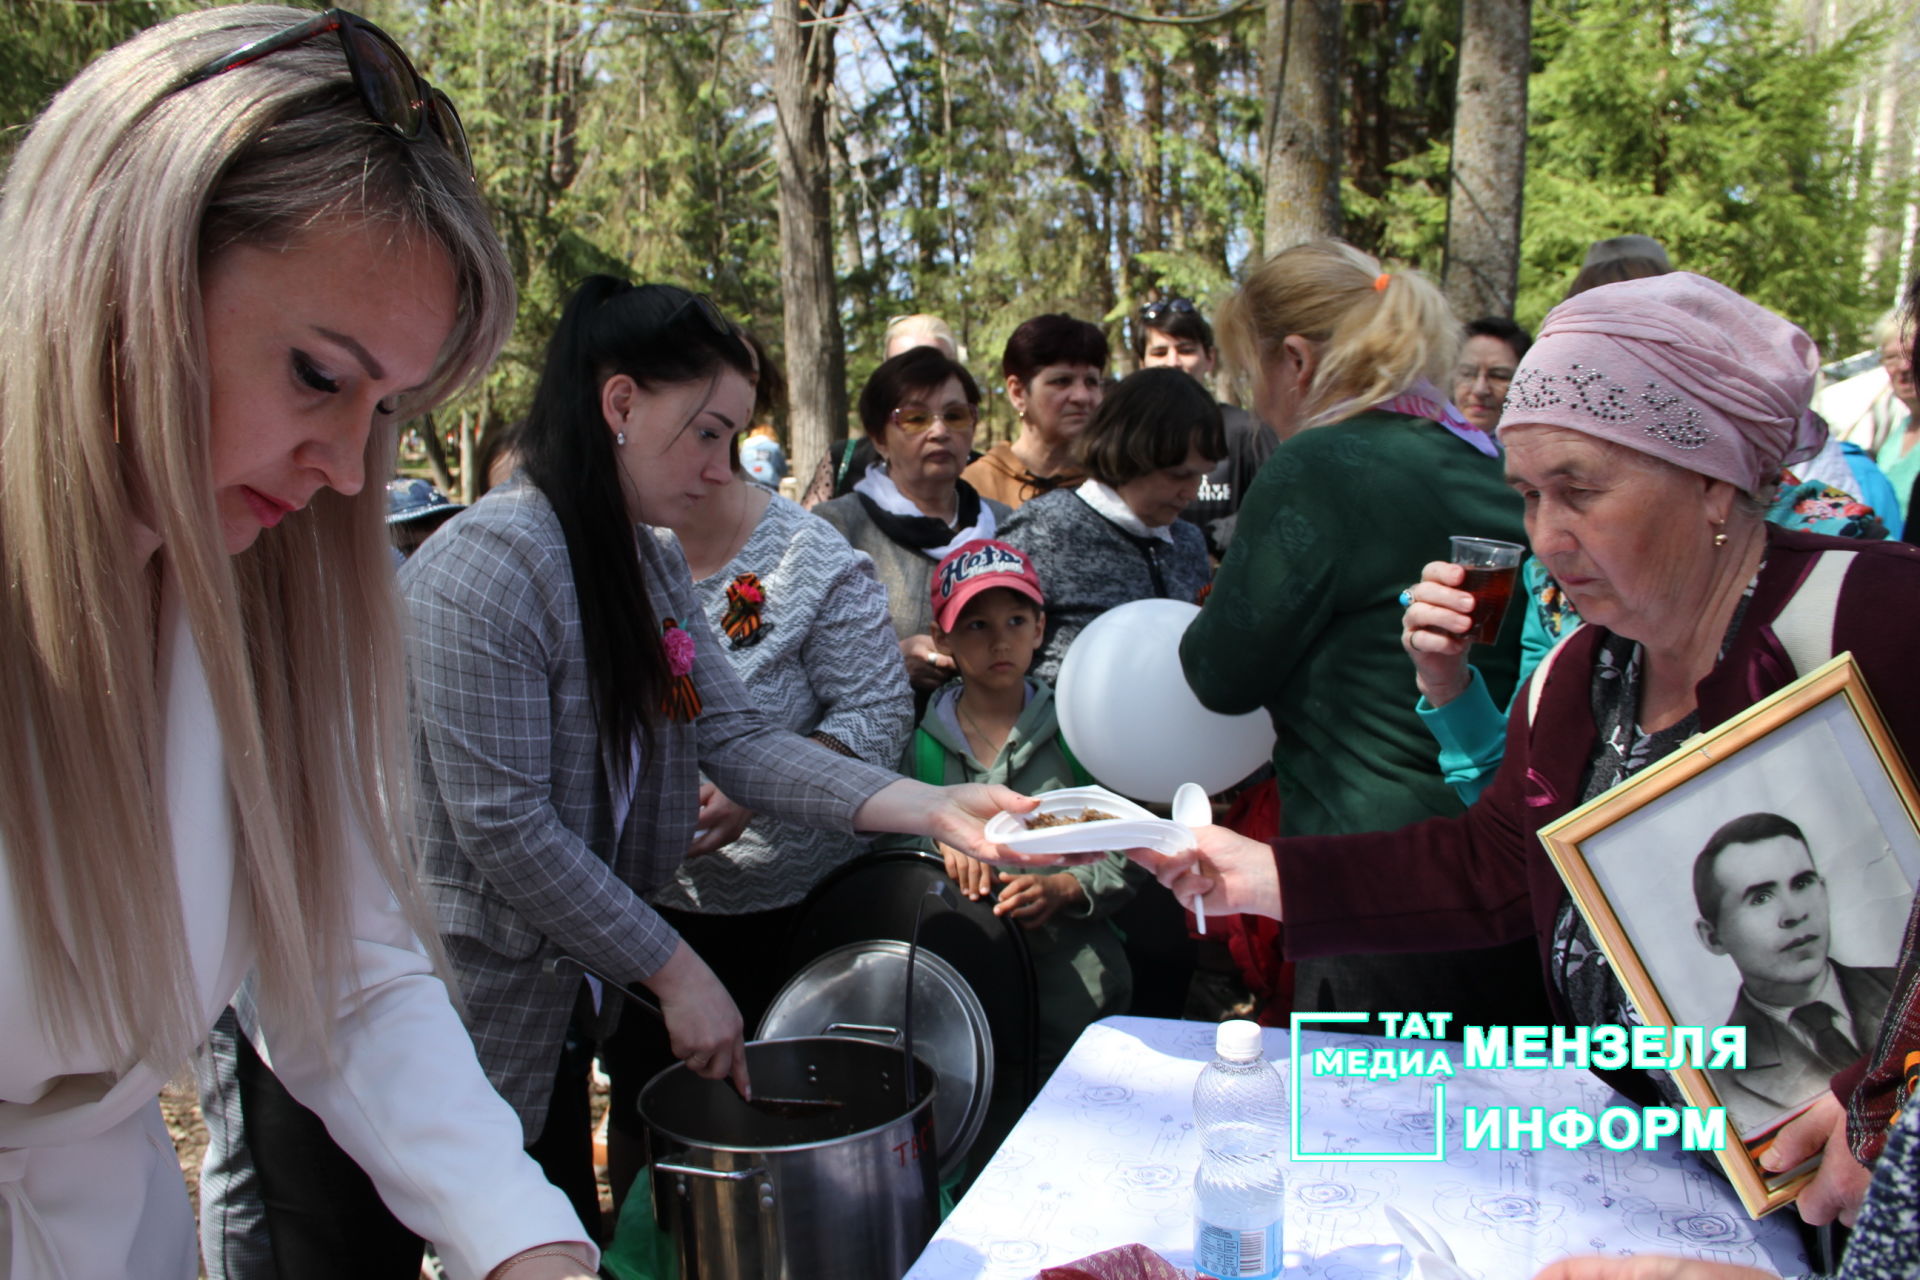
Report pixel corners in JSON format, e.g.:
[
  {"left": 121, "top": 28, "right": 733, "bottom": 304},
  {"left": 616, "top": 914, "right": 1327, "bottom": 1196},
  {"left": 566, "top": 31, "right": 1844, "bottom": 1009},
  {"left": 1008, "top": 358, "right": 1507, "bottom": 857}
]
[{"left": 517, "top": 275, "right": 756, "bottom": 776}]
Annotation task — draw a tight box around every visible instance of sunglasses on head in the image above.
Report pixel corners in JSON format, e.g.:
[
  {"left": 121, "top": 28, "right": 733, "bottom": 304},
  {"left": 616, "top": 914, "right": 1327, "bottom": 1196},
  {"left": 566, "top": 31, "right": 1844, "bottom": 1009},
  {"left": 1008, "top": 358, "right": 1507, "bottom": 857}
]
[
  {"left": 658, "top": 288, "right": 759, "bottom": 381},
  {"left": 890, "top": 404, "right": 980, "bottom": 434},
  {"left": 1140, "top": 297, "right": 1199, "bottom": 325},
  {"left": 174, "top": 8, "right": 471, "bottom": 175}
]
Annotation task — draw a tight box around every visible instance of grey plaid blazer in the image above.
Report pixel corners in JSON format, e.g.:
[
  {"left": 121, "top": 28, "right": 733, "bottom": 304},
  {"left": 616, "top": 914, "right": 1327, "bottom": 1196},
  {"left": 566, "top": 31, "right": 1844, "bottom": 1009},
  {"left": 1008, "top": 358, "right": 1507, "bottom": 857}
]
[{"left": 400, "top": 482, "right": 899, "bottom": 1137}]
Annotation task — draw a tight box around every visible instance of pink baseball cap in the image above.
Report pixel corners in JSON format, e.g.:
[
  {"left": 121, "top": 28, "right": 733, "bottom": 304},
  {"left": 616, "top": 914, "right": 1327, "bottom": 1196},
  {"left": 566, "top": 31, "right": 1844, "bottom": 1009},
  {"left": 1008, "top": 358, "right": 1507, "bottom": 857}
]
[{"left": 929, "top": 540, "right": 1045, "bottom": 632}]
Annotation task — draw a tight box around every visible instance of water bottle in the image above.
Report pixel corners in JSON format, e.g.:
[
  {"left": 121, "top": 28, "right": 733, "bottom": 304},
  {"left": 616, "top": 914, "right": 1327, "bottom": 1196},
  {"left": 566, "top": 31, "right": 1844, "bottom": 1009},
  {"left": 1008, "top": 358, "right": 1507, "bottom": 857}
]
[{"left": 1192, "top": 1019, "right": 1287, "bottom": 1280}]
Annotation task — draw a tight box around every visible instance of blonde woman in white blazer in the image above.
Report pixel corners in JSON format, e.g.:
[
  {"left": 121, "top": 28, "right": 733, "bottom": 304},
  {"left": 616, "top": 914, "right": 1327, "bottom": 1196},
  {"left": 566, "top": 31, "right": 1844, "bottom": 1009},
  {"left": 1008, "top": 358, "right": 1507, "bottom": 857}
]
[{"left": 0, "top": 8, "right": 596, "bottom": 1278}]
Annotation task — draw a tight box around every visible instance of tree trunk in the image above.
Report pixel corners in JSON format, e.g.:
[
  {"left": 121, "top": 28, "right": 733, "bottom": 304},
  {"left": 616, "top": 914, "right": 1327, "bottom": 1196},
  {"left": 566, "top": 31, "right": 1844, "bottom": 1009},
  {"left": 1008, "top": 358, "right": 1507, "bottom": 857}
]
[
  {"left": 1862, "top": 40, "right": 1903, "bottom": 292},
  {"left": 416, "top": 412, "right": 456, "bottom": 496},
  {"left": 1104, "top": 55, "right": 1133, "bottom": 331},
  {"left": 1141, "top": 56, "right": 1166, "bottom": 268},
  {"left": 1260, "top": 0, "right": 1343, "bottom": 258},
  {"left": 457, "top": 411, "right": 477, "bottom": 505},
  {"left": 1901, "top": 125, "right": 1920, "bottom": 296},
  {"left": 458, "top": 385, "right": 493, "bottom": 504},
  {"left": 772, "top": 0, "right": 848, "bottom": 462},
  {"left": 1443, "top": 0, "right": 1531, "bottom": 320},
  {"left": 1189, "top": 37, "right": 1230, "bottom": 275},
  {"left": 1342, "top": 2, "right": 1382, "bottom": 207}
]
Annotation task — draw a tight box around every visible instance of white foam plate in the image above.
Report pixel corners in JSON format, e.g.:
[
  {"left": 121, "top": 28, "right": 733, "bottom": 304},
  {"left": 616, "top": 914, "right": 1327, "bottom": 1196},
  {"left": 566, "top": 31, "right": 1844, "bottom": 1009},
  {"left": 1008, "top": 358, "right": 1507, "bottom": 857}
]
[{"left": 983, "top": 785, "right": 1197, "bottom": 858}]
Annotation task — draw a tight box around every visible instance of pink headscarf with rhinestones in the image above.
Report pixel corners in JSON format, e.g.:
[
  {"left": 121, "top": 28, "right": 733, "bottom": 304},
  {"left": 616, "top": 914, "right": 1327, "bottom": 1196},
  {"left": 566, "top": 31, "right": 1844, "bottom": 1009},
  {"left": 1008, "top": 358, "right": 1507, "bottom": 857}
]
[{"left": 1498, "top": 272, "right": 1823, "bottom": 493}]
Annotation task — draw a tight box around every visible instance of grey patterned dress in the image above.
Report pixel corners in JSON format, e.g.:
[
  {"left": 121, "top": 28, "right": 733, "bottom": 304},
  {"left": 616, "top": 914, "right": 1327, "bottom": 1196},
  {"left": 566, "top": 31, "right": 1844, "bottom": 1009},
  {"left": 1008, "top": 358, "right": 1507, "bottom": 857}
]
[{"left": 651, "top": 494, "right": 912, "bottom": 913}]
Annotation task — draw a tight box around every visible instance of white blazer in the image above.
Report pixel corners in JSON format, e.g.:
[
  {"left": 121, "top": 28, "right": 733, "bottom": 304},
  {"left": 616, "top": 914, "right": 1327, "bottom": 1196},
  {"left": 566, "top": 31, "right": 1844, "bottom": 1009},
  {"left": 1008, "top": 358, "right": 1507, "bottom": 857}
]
[{"left": 0, "top": 579, "right": 589, "bottom": 1279}]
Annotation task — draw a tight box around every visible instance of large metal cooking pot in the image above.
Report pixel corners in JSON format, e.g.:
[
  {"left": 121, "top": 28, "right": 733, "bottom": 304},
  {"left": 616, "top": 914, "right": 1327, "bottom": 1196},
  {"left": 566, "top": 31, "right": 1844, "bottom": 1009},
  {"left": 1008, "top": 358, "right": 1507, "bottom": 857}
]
[
  {"left": 757, "top": 940, "right": 993, "bottom": 1183},
  {"left": 639, "top": 1035, "right": 939, "bottom": 1280}
]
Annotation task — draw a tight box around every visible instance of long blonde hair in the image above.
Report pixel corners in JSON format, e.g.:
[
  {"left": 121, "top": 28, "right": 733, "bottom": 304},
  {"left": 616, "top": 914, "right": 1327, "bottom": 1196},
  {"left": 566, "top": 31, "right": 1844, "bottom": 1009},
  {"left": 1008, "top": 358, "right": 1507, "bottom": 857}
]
[
  {"left": 1216, "top": 241, "right": 1458, "bottom": 430},
  {"left": 0, "top": 6, "right": 515, "bottom": 1070}
]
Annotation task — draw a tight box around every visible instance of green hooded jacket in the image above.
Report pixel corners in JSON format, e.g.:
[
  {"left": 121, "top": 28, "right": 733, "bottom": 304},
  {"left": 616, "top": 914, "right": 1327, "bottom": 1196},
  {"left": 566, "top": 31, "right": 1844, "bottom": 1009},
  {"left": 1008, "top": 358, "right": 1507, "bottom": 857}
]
[{"left": 884, "top": 680, "right": 1134, "bottom": 1066}]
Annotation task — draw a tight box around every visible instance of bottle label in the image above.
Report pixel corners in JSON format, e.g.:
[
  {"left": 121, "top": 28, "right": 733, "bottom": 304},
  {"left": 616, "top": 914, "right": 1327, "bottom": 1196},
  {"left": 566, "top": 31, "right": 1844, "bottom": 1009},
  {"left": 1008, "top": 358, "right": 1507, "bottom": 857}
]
[{"left": 1195, "top": 1219, "right": 1280, "bottom": 1279}]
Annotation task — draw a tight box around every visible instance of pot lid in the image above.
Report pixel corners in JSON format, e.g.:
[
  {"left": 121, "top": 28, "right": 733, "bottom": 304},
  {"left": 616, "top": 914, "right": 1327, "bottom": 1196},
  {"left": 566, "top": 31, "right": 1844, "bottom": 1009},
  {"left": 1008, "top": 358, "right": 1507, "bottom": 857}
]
[{"left": 758, "top": 940, "right": 992, "bottom": 1182}]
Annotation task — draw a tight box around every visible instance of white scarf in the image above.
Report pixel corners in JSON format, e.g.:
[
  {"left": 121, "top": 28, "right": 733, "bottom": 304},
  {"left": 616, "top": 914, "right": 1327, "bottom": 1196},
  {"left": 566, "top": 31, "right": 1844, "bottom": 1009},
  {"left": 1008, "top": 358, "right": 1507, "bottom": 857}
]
[
  {"left": 1075, "top": 478, "right": 1173, "bottom": 542},
  {"left": 854, "top": 463, "right": 998, "bottom": 560}
]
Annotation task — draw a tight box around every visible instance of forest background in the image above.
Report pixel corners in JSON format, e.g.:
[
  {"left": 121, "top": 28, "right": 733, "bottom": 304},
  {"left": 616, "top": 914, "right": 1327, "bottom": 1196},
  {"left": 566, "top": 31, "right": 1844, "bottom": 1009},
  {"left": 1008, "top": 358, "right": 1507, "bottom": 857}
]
[{"left": 7, "top": 0, "right": 1914, "bottom": 494}]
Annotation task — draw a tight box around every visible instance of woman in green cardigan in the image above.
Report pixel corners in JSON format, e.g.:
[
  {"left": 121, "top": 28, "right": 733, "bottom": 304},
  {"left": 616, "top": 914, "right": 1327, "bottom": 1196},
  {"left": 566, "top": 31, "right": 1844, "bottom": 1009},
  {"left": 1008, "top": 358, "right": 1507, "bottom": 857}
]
[{"left": 1178, "top": 240, "right": 1549, "bottom": 1029}]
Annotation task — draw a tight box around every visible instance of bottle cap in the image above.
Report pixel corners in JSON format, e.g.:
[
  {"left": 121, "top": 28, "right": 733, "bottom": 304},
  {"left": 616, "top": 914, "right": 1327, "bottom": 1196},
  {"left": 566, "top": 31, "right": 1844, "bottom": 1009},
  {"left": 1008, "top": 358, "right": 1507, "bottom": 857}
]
[{"left": 1214, "top": 1019, "right": 1263, "bottom": 1061}]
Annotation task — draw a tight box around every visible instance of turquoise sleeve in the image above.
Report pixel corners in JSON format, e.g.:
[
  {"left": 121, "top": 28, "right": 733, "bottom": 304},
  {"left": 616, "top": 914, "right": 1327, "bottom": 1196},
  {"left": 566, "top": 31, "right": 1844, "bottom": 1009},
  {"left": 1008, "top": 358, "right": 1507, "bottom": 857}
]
[
  {"left": 1414, "top": 556, "right": 1560, "bottom": 805},
  {"left": 1517, "top": 560, "right": 1557, "bottom": 687},
  {"left": 1414, "top": 666, "right": 1507, "bottom": 806}
]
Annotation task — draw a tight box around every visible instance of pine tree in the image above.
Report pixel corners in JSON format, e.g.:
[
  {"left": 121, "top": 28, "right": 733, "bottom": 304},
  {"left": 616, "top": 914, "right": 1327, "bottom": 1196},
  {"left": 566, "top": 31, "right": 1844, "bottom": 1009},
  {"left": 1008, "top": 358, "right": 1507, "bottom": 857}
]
[{"left": 1520, "top": 0, "right": 1883, "bottom": 350}]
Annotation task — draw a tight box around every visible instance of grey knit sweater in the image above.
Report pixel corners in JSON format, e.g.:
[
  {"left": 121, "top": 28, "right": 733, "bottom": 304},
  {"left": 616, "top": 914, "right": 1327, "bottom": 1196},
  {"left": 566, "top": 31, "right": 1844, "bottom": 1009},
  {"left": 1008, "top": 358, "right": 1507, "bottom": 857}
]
[{"left": 998, "top": 487, "right": 1212, "bottom": 685}]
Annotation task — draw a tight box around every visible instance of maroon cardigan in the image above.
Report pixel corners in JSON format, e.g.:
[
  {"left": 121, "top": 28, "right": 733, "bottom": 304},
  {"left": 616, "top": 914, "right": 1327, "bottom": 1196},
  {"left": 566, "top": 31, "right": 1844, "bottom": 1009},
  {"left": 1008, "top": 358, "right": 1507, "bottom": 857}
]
[{"left": 1273, "top": 528, "right": 1920, "bottom": 1137}]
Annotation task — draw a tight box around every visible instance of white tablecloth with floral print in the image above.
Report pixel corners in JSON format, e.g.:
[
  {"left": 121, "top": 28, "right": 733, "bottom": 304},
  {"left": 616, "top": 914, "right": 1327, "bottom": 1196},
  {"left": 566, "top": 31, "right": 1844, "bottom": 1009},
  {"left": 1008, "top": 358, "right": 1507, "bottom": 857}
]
[{"left": 906, "top": 1015, "right": 1806, "bottom": 1279}]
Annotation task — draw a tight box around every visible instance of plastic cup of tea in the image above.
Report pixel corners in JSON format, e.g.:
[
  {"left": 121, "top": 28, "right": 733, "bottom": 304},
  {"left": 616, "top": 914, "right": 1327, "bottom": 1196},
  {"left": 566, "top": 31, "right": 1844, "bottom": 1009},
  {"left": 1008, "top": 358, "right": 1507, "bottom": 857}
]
[{"left": 1448, "top": 536, "right": 1525, "bottom": 645}]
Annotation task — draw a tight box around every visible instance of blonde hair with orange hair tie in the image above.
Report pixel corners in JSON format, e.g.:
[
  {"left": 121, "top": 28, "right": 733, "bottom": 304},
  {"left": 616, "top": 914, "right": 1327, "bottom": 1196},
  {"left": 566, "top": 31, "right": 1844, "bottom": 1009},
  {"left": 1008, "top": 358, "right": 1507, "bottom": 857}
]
[{"left": 1213, "top": 240, "right": 1454, "bottom": 430}]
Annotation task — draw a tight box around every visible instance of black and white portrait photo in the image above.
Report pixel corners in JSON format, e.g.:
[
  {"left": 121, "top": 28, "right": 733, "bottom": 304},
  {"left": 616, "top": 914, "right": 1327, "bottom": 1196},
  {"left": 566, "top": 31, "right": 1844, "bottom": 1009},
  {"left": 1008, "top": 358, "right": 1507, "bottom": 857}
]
[
  {"left": 1687, "top": 812, "right": 1897, "bottom": 1130},
  {"left": 1543, "top": 672, "right": 1920, "bottom": 1157}
]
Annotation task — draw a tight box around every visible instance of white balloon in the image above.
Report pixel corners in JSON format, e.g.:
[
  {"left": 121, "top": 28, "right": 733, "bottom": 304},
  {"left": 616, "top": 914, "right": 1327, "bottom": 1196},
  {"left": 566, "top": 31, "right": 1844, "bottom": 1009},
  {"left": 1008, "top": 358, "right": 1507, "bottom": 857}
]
[{"left": 1055, "top": 598, "right": 1275, "bottom": 803}]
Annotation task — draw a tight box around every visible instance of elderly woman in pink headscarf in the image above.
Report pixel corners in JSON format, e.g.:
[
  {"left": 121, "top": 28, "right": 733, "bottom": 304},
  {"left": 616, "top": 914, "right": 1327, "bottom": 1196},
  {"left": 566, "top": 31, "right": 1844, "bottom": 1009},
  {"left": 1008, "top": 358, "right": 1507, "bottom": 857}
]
[{"left": 1151, "top": 273, "right": 1920, "bottom": 1228}]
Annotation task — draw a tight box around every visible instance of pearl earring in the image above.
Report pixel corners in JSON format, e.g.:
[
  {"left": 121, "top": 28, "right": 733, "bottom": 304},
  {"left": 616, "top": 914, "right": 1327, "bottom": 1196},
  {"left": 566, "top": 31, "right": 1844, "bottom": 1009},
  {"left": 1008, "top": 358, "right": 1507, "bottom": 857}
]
[{"left": 615, "top": 431, "right": 626, "bottom": 446}]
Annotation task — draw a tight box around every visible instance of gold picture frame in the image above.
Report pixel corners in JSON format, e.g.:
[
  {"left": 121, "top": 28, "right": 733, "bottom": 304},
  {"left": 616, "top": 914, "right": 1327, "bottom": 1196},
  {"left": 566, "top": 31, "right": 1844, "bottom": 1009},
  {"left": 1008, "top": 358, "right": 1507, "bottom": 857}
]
[{"left": 1538, "top": 652, "right": 1920, "bottom": 1217}]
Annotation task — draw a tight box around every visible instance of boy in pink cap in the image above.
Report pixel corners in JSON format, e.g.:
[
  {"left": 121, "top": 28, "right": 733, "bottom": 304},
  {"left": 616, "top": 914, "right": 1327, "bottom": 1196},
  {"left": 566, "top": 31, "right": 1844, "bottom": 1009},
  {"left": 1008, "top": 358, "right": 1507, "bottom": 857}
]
[{"left": 882, "top": 539, "right": 1133, "bottom": 1082}]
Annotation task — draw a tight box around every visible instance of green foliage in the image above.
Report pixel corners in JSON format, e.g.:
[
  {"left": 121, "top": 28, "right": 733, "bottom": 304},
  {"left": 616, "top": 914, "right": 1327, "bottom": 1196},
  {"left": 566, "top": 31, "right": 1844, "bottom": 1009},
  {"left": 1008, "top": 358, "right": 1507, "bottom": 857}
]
[
  {"left": 367, "top": 0, "right": 781, "bottom": 441},
  {"left": 834, "top": 1, "right": 1262, "bottom": 432},
  {"left": 1, "top": 0, "right": 1905, "bottom": 443},
  {"left": 1518, "top": 0, "right": 1885, "bottom": 352},
  {"left": 0, "top": 0, "right": 195, "bottom": 164},
  {"left": 1343, "top": 139, "right": 1452, "bottom": 274},
  {"left": 1340, "top": 0, "right": 1459, "bottom": 258}
]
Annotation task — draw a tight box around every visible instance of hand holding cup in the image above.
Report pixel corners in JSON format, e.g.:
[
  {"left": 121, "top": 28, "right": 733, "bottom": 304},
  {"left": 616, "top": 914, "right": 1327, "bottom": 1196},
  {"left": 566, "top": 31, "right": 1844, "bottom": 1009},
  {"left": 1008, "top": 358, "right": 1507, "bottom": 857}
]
[
  {"left": 1401, "top": 537, "right": 1524, "bottom": 708},
  {"left": 1400, "top": 560, "right": 1479, "bottom": 708}
]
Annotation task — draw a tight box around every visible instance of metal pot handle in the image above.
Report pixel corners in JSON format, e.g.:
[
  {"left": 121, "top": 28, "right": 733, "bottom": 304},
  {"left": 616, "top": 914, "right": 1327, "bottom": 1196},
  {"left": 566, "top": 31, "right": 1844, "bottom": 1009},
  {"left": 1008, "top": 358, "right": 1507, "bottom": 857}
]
[
  {"left": 652, "top": 1159, "right": 781, "bottom": 1266},
  {"left": 822, "top": 1021, "right": 901, "bottom": 1045},
  {"left": 653, "top": 1161, "right": 768, "bottom": 1182}
]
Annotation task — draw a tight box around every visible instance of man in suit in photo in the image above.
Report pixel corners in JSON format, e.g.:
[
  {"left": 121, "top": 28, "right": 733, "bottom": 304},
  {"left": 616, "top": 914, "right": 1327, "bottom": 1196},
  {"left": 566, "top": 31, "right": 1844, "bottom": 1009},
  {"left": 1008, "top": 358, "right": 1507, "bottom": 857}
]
[{"left": 1692, "top": 812, "right": 1896, "bottom": 1132}]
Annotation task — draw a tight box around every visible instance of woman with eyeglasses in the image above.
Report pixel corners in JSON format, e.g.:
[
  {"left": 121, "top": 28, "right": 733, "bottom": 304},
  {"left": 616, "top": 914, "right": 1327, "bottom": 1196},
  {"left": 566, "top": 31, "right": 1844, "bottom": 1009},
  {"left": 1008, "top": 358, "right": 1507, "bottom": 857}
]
[
  {"left": 0, "top": 6, "right": 600, "bottom": 1278},
  {"left": 815, "top": 346, "right": 1010, "bottom": 694},
  {"left": 1451, "top": 316, "right": 1531, "bottom": 435},
  {"left": 401, "top": 277, "right": 1037, "bottom": 1229}
]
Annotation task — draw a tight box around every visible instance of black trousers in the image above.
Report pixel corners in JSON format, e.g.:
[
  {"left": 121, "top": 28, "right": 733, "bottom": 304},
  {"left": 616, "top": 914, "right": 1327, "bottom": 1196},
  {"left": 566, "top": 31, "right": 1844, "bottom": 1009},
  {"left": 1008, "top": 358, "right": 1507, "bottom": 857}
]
[
  {"left": 1111, "top": 870, "right": 1198, "bottom": 1019},
  {"left": 234, "top": 1031, "right": 423, "bottom": 1279},
  {"left": 236, "top": 1002, "right": 603, "bottom": 1275}
]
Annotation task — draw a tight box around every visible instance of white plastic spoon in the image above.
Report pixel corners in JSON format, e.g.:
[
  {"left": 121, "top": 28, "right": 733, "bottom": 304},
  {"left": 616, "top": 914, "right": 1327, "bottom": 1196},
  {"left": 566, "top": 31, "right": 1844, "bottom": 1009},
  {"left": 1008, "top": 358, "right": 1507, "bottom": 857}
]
[{"left": 1171, "top": 781, "right": 1211, "bottom": 935}]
